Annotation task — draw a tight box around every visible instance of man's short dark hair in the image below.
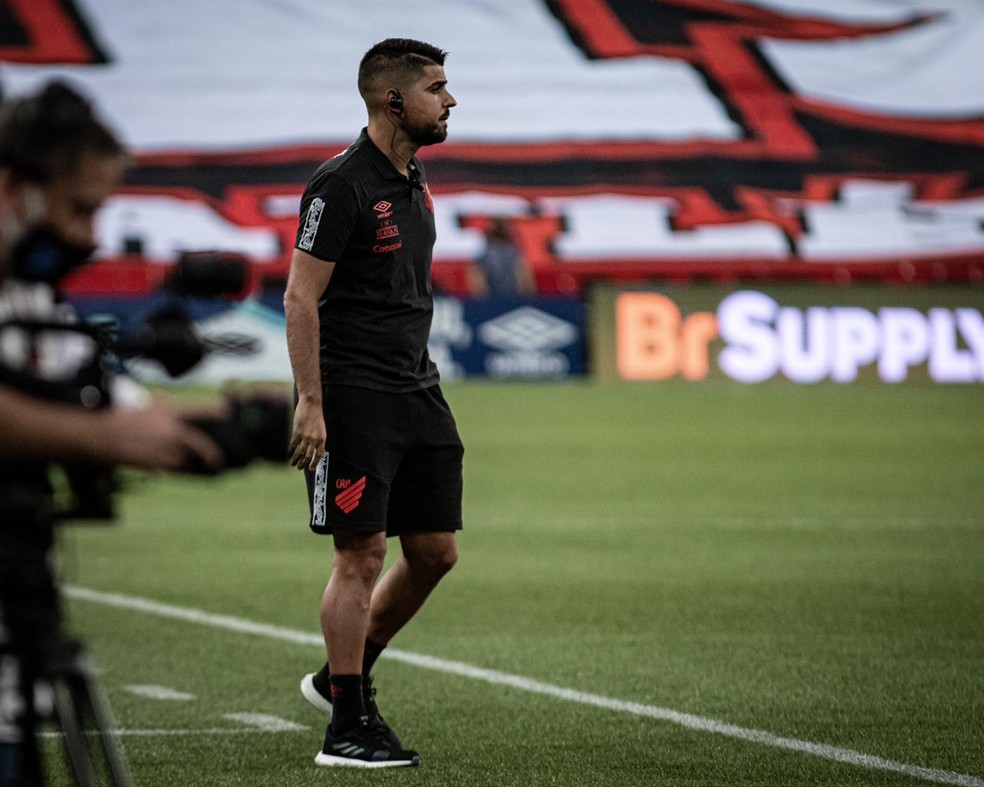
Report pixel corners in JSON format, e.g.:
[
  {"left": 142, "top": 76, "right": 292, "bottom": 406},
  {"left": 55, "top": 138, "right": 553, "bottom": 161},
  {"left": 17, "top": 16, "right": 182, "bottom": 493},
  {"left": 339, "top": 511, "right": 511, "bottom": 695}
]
[
  {"left": 0, "top": 80, "right": 124, "bottom": 185},
  {"left": 358, "top": 38, "right": 449, "bottom": 106}
]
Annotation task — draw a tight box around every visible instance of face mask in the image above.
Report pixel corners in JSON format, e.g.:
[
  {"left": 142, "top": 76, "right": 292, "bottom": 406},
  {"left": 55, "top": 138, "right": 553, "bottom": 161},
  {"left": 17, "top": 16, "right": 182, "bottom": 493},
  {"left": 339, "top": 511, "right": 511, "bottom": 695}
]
[
  {"left": 0, "top": 183, "right": 47, "bottom": 263},
  {"left": 11, "top": 224, "right": 97, "bottom": 285}
]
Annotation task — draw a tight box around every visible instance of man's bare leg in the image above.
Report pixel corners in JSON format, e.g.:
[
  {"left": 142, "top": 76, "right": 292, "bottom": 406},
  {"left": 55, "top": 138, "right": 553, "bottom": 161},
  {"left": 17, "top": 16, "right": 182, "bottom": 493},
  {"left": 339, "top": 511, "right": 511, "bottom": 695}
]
[
  {"left": 367, "top": 531, "right": 458, "bottom": 645},
  {"left": 320, "top": 530, "right": 386, "bottom": 731}
]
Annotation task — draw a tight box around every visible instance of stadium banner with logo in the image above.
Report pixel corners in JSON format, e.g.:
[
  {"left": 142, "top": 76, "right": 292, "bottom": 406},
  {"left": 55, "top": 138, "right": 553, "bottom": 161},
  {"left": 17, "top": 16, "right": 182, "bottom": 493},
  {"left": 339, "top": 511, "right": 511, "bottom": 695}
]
[
  {"left": 67, "top": 294, "right": 585, "bottom": 383},
  {"left": 591, "top": 284, "right": 984, "bottom": 384},
  {"left": 69, "top": 295, "right": 294, "bottom": 385},
  {"left": 2, "top": 0, "right": 982, "bottom": 298},
  {"left": 429, "top": 296, "right": 586, "bottom": 380}
]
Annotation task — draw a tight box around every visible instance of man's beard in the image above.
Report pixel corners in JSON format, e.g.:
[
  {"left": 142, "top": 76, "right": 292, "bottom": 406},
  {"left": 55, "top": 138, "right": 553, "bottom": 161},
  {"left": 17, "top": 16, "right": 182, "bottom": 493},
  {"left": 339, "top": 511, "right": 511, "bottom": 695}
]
[{"left": 405, "top": 119, "right": 448, "bottom": 147}]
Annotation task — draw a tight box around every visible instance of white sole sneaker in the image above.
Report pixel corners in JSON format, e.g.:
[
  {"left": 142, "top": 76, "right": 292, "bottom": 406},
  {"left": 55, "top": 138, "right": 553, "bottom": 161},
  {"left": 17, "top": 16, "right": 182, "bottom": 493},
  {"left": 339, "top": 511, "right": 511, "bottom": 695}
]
[
  {"left": 314, "top": 752, "right": 419, "bottom": 768},
  {"left": 300, "top": 673, "right": 333, "bottom": 716}
]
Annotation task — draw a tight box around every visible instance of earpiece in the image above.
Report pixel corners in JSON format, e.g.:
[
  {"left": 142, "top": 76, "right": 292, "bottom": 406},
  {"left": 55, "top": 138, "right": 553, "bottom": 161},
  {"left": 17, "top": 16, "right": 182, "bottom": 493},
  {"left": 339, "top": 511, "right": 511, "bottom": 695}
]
[{"left": 388, "top": 91, "right": 404, "bottom": 114}]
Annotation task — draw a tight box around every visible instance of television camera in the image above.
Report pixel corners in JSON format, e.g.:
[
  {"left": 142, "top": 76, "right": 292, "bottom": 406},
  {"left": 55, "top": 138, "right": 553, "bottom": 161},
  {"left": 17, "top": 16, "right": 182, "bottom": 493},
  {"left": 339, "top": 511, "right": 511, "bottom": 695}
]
[{"left": 0, "top": 251, "right": 290, "bottom": 786}]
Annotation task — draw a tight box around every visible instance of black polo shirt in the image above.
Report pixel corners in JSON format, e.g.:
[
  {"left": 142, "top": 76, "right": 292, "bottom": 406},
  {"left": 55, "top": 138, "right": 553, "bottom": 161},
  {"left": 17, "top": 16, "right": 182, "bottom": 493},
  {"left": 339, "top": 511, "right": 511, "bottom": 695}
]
[{"left": 295, "top": 128, "right": 439, "bottom": 392}]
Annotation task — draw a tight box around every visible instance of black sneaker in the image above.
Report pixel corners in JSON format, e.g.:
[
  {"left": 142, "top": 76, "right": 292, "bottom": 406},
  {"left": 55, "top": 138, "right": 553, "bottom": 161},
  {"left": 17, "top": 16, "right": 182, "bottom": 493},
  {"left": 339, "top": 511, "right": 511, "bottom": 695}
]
[
  {"left": 363, "top": 675, "right": 402, "bottom": 746},
  {"left": 314, "top": 723, "right": 421, "bottom": 769},
  {"left": 300, "top": 672, "right": 402, "bottom": 746}
]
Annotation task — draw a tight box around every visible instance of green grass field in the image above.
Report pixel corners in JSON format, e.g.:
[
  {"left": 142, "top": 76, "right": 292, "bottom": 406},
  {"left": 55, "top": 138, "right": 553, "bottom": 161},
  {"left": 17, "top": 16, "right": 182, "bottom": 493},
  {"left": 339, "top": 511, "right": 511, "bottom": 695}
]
[{"left": 45, "top": 381, "right": 984, "bottom": 786}]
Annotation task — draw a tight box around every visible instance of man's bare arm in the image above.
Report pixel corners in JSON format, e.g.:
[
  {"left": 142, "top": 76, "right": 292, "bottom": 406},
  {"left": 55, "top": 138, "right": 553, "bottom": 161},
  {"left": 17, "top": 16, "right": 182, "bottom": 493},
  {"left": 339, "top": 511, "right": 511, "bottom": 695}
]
[{"left": 284, "top": 247, "right": 336, "bottom": 471}]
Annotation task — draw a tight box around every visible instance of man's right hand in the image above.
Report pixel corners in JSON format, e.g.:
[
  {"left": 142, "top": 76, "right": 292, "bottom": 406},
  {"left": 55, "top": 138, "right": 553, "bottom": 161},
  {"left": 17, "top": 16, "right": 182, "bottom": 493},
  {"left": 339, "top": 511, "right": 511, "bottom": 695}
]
[{"left": 289, "top": 397, "right": 326, "bottom": 471}]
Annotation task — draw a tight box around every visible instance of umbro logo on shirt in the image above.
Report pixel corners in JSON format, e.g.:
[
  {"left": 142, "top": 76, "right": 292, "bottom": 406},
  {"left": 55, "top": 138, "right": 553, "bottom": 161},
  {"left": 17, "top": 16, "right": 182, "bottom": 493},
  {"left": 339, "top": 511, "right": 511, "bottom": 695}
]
[
  {"left": 373, "top": 200, "right": 393, "bottom": 218},
  {"left": 335, "top": 476, "right": 367, "bottom": 513}
]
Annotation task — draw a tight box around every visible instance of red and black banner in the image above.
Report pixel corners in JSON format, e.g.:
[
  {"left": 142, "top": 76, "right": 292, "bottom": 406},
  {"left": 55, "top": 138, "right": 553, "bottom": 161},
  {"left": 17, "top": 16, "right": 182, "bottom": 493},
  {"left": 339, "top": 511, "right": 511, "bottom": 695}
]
[{"left": 2, "top": 0, "right": 981, "bottom": 294}]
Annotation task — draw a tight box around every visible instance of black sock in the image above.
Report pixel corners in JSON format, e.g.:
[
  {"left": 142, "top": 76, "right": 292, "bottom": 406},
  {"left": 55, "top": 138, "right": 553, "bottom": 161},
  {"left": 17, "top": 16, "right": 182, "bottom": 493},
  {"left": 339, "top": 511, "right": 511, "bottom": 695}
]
[
  {"left": 319, "top": 637, "right": 386, "bottom": 686},
  {"left": 328, "top": 674, "right": 366, "bottom": 734},
  {"left": 362, "top": 638, "right": 386, "bottom": 678}
]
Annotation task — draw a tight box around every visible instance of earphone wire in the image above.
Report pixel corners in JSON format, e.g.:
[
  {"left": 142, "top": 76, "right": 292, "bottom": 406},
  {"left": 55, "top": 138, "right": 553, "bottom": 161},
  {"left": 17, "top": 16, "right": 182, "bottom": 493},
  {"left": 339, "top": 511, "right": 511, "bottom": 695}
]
[{"left": 384, "top": 97, "right": 421, "bottom": 190}]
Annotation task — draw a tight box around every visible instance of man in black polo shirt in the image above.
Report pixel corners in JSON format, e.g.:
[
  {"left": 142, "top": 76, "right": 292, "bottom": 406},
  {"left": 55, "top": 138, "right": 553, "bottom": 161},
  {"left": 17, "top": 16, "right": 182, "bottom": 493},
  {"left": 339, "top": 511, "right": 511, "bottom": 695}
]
[{"left": 284, "top": 38, "right": 460, "bottom": 768}]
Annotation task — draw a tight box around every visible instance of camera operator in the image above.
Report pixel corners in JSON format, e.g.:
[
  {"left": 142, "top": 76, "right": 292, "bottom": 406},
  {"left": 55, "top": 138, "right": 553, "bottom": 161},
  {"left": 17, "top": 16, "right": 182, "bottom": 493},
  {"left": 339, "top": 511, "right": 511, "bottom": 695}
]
[
  {"left": 0, "top": 81, "right": 223, "bottom": 471},
  {"left": 0, "top": 81, "right": 222, "bottom": 786}
]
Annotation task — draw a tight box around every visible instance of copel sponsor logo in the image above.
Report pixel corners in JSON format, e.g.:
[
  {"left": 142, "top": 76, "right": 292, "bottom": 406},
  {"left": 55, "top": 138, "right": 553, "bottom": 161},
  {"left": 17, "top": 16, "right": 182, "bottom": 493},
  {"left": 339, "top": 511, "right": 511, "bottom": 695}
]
[
  {"left": 372, "top": 240, "right": 403, "bottom": 253},
  {"left": 478, "top": 307, "right": 578, "bottom": 377},
  {"left": 616, "top": 291, "right": 984, "bottom": 384}
]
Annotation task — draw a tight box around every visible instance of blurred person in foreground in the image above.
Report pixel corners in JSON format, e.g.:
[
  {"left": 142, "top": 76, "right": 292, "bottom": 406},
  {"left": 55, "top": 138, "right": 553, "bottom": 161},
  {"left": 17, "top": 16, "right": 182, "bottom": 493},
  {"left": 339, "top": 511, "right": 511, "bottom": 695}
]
[
  {"left": 285, "top": 38, "right": 462, "bottom": 768},
  {"left": 469, "top": 216, "right": 536, "bottom": 297},
  {"left": 0, "top": 81, "right": 221, "bottom": 787},
  {"left": 0, "top": 81, "right": 222, "bottom": 471}
]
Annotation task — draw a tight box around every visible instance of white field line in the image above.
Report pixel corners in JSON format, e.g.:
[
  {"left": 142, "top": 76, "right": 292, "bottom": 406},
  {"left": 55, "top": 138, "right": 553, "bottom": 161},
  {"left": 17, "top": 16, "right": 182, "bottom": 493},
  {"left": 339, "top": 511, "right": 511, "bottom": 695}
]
[
  {"left": 221, "top": 713, "right": 307, "bottom": 732},
  {"left": 64, "top": 585, "right": 984, "bottom": 787},
  {"left": 41, "top": 727, "right": 305, "bottom": 739},
  {"left": 123, "top": 685, "right": 196, "bottom": 701}
]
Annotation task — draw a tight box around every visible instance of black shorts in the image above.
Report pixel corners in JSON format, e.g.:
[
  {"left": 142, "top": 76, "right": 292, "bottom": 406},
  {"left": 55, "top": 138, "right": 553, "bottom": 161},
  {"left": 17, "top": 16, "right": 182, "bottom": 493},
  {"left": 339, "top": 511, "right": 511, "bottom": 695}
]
[{"left": 304, "top": 384, "right": 463, "bottom": 536}]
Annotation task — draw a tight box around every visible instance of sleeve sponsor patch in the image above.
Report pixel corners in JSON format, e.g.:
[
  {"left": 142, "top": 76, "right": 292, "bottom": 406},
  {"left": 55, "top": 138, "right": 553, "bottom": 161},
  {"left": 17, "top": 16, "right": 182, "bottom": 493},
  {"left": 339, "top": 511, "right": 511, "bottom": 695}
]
[{"left": 298, "top": 197, "right": 325, "bottom": 251}]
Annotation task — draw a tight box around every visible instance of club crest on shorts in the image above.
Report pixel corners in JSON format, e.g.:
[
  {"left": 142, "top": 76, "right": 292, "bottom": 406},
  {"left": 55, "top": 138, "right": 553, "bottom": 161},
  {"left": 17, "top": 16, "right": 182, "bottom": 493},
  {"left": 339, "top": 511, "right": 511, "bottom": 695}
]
[{"left": 335, "top": 475, "right": 366, "bottom": 513}]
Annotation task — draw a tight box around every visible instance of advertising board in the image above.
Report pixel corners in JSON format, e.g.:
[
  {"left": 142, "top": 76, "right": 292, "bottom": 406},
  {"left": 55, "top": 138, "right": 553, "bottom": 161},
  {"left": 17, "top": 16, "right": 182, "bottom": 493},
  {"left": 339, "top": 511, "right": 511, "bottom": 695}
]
[
  {"left": 68, "top": 294, "right": 586, "bottom": 384},
  {"left": 429, "top": 297, "right": 585, "bottom": 380},
  {"left": 592, "top": 285, "right": 984, "bottom": 384}
]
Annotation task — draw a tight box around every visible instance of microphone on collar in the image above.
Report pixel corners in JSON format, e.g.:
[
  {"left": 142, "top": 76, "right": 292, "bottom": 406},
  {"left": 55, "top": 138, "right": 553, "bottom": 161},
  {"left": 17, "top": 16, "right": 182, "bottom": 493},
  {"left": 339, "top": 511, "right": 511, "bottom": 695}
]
[{"left": 407, "top": 161, "right": 423, "bottom": 191}]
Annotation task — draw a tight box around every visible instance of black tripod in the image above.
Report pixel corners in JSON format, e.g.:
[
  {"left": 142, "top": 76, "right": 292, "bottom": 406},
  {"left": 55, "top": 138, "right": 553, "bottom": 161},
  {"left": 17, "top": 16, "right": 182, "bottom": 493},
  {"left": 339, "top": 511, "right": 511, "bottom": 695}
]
[{"left": 1, "top": 514, "right": 134, "bottom": 787}]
